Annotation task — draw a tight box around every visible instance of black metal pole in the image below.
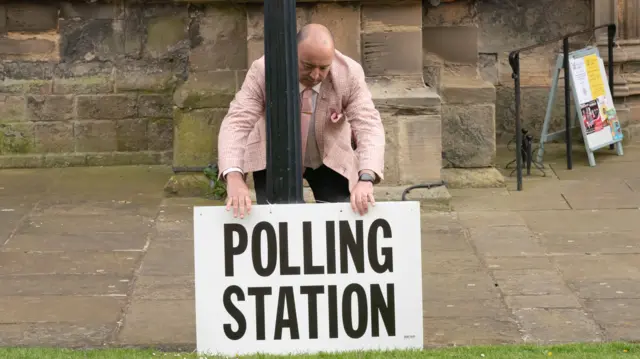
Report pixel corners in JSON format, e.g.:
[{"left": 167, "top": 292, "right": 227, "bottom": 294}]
[
  {"left": 607, "top": 24, "right": 616, "bottom": 150},
  {"left": 263, "top": 0, "right": 304, "bottom": 204},
  {"left": 563, "top": 38, "right": 572, "bottom": 170},
  {"left": 509, "top": 52, "right": 523, "bottom": 191}
]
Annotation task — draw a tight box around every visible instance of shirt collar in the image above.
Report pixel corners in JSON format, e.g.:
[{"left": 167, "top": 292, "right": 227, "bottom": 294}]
[{"left": 299, "top": 82, "right": 322, "bottom": 94}]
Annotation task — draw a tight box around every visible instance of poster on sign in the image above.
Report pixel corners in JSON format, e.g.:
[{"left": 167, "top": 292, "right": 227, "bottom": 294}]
[{"left": 193, "top": 201, "right": 423, "bottom": 357}]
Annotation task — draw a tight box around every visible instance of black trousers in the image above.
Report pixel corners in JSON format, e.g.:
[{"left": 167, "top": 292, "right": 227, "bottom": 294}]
[{"left": 252, "top": 165, "right": 350, "bottom": 204}]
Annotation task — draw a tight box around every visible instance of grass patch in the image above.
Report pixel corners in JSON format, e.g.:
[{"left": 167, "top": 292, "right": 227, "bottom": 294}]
[{"left": 0, "top": 343, "right": 639, "bottom": 359}]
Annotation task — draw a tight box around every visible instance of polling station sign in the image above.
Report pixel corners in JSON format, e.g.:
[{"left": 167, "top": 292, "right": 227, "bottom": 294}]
[{"left": 193, "top": 201, "right": 423, "bottom": 356}]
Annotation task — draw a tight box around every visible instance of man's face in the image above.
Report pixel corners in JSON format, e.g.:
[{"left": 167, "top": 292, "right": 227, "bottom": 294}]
[{"left": 298, "top": 44, "right": 333, "bottom": 88}]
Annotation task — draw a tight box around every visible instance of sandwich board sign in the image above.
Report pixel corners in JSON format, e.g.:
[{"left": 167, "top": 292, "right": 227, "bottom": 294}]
[
  {"left": 193, "top": 201, "right": 423, "bottom": 357},
  {"left": 537, "top": 45, "right": 624, "bottom": 166}
]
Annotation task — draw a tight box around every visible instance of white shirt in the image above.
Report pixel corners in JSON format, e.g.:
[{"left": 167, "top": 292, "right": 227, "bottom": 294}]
[{"left": 222, "top": 82, "right": 322, "bottom": 178}]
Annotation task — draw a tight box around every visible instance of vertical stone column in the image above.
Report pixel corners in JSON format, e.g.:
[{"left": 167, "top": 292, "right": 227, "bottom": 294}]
[
  {"left": 167, "top": 4, "right": 247, "bottom": 196},
  {"left": 361, "top": 2, "right": 443, "bottom": 185},
  {"left": 595, "top": 0, "right": 640, "bottom": 137}
]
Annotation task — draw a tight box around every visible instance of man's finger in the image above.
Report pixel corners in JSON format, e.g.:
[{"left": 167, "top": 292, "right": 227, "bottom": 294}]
[
  {"left": 238, "top": 196, "right": 246, "bottom": 219},
  {"left": 350, "top": 193, "right": 357, "bottom": 213},
  {"left": 226, "top": 196, "right": 233, "bottom": 211},
  {"left": 359, "top": 194, "right": 367, "bottom": 215},
  {"left": 245, "top": 196, "right": 252, "bottom": 215},
  {"left": 368, "top": 192, "right": 376, "bottom": 207},
  {"left": 232, "top": 196, "right": 239, "bottom": 218}
]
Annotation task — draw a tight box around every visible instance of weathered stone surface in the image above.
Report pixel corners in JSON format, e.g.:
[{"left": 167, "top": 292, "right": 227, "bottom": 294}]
[
  {"left": 0, "top": 38, "right": 56, "bottom": 57},
  {"left": 173, "top": 108, "right": 226, "bottom": 167},
  {"left": 138, "top": 94, "right": 172, "bottom": 118},
  {"left": 423, "top": 251, "right": 483, "bottom": 273},
  {"left": 76, "top": 94, "right": 137, "bottom": 119},
  {"left": 116, "top": 119, "right": 148, "bottom": 152},
  {"left": 144, "top": 13, "right": 189, "bottom": 59},
  {"left": 59, "top": 19, "right": 123, "bottom": 63},
  {"left": 493, "top": 270, "right": 572, "bottom": 296},
  {"left": 74, "top": 121, "right": 117, "bottom": 152},
  {"left": 442, "top": 104, "right": 496, "bottom": 168},
  {"left": 552, "top": 254, "right": 640, "bottom": 282},
  {"left": 0, "top": 251, "right": 140, "bottom": 276},
  {"left": 0, "top": 323, "right": 113, "bottom": 347},
  {"left": 468, "top": 226, "right": 545, "bottom": 257},
  {"left": 538, "top": 231, "right": 640, "bottom": 255},
  {"left": 190, "top": 5, "right": 247, "bottom": 71},
  {"left": 114, "top": 60, "right": 183, "bottom": 92},
  {"left": 173, "top": 70, "right": 237, "bottom": 109},
  {"left": 442, "top": 167, "right": 505, "bottom": 189},
  {"left": 310, "top": 3, "right": 361, "bottom": 63},
  {"left": 132, "top": 275, "right": 194, "bottom": 300},
  {"left": 363, "top": 31, "right": 422, "bottom": 76},
  {"left": 362, "top": 3, "right": 421, "bottom": 30},
  {"left": 0, "top": 154, "right": 44, "bottom": 168},
  {"left": 423, "top": 317, "right": 522, "bottom": 346},
  {"left": 422, "top": 273, "right": 501, "bottom": 300},
  {"left": 34, "top": 122, "right": 74, "bottom": 153},
  {"left": 0, "top": 122, "right": 34, "bottom": 154},
  {"left": 60, "top": 2, "right": 123, "bottom": 20},
  {"left": 117, "top": 299, "right": 195, "bottom": 345},
  {"left": 147, "top": 118, "right": 173, "bottom": 151},
  {"left": 0, "top": 78, "right": 52, "bottom": 94},
  {"left": 396, "top": 115, "right": 442, "bottom": 184},
  {"left": 479, "top": 53, "right": 499, "bottom": 85},
  {"left": 424, "top": 298, "right": 510, "bottom": 318},
  {"left": 43, "top": 153, "right": 88, "bottom": 167},
  {"left": 139, "top": 240, "right": 194, "bottom": 276},
  {"left": 85, "top": 152, "right": 162, "bottom": 166},
  {"left": 53, "top": 76, "right": 113, "bottom": 94},
  {"left": 26, "top": 95, "right": 74, "bottom": 122},
  {"left": 0, "top": 274, "right": 130, "bottom": 296},
  {"left": 513, "top": 308, "right": 601, "bottom": 344},
  {"left": 568, "top": 279, "right": 640, "bottom": 300},
  {"left": 423, "top": 26, "right": 478, "bottom": 64},
  {"left": 6, "top": 4, "right": 58, "bottom": 32},
  {"left": 441, "top": 77, "right": 496, "bottom": 105},
  {"left": 0, "top": 296, "right": 124, "bottom": 324},
  {"left": 0, "top": 95, "right": 25, "bottom": 123},
  {"left": 505, "top": 295, "right": 582, "bottom": 309},
  {"left": 584, "top": 298, "right": 640, "bottom": 341}
]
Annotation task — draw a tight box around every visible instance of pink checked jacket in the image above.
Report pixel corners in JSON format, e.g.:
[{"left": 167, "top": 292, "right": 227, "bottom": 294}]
[{"left": 217, "top": 50, "right": 385, "bottom": 192}]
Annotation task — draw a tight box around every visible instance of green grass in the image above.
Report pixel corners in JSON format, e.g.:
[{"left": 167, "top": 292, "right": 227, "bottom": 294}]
[{"left": 0, "top": 343, "right": 639, "bottom": 359}]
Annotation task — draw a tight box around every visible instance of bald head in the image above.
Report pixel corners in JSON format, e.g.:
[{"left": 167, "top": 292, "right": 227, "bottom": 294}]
[{"left": 296, "top": 23, "right": 335, "bottom": 87}]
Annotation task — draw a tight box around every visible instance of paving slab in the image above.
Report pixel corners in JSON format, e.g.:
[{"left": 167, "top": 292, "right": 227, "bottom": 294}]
[
  {"left": 568, "top": 279, "right": 640, "bottom": 300},
  {"left": 0, "top": 274, "right": 130, "bottom": 296},
  {"left": 0, "top": 323, "right": 113, "bottom": 347},
  {"left": 138, "top": 240, "right": 194, "bottom": 276},
  {"left": 0, "top": 296, "right": 125, "bottom": 324},
  {"left": 422, "top": 273, "right": 501, "bottom": 301},
  {"left": 504, "top": 295, "right": 582, "bottom": 309},
  {"left": 116, "top": 299, "right": 196, "bottom": 346},
  {"left": 423, "top": 317, "right": 523, "bottom": 346},
  {"left": 467, "top": 226, "right": 546, "bottom": 257},
  {"left": 492, "top": 270, "right": 573, "bottom": 296},
  {"left": 0, "top": 251, "right": 141, "bottom": 276},
  {"left": 552, "top": 254, "right": 640, "bottom": 282},
  {"left": 537, "top": 231, "right": 640, "bottom": 255},
  {"left": 131, "top": 275, "right": 194, "bottom": 300},
  {"left": 514, "top": 308, "right": 602, "bottom": 344},
  {"left": 521, "top": 209, "right": 640, "bottom": 233},
  {"left": 583, "top": 299, "right": 640, "bottom": 341}
]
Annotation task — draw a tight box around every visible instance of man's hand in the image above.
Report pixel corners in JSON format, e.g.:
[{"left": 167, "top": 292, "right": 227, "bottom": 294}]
[
  {"left": 225, "top": 172, "right": 252, "bottom": 219},
  {"left": 350, "top": 180, "right": 375, "bottom": 216}
]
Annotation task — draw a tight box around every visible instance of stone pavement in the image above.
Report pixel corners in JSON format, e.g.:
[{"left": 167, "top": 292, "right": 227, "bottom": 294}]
[{"left": 1, "top": 144, "right": 640, "bottom": 350}]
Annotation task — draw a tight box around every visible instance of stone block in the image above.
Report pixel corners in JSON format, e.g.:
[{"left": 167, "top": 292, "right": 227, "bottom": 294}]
[
  {"left": 246, "top": 39, "right": 264, "bottom": 65},
  {"left": 74, "top": 121, "right": 117, "bottom": 152},
  {"left": 0, "top": 122, "right": 34, "bottom": 154},
  {"left": 397, "top": 115, "right": 442, "bottom": 184},
  {"left": 0, "top": 154, "right": 43, "bottom": 168},
  {"left": 116, "top": 119, "right": 148, "bottom": 152},
  {"left": 26, "top": 95, "right": 74, "bottom": 122},
  {"left": 60, "top": 2, "right": 123, "bottom": 19},
  {"left": 423, "top": 1, "right": 475, "bottom": 27},
  {"left": 114, "top": 61, "right": 182, "bottom": 92},
  {"left": 138, "top": 94, "right": 173, "bottom": 118},
  {"left": 479, "top": 53, "right": 499, "bottom": 85},
  {"left": 35, "top": 122, "right": 74, "bottom": 153},
  {"left": 442, "top": 104, "right": 496, "bottom": 168},
  {"left": 148, "top": 118, "right": 173, "bottom": 151},
  {"left": 173, "top": 71, "right": 236, "bottom": 109},
  {"left": 6, "top": 4, "right": 58, "bottom": 32},
  {"left": 362, "top": 3, "right": 421, "bottom": 30},
  {"left": 0, "top": 95, "right": 25, "bottom": 123},
  {"left": 368, "top": 76, "right": 441, "bottom": 110},
  {"left": 173, "top": 108, "right": 226, "bottom": 167},
  {"left": 53, "top": 76, "right": 113, "bottom": 94},
  {"left": 363, "top": 31, "right": 422, "bottom": 76},
  {"left": 76, "top": 95, "right": 137, "bottom": 120},
  {"left": 423, "top": 26, "right": 478, "bottom": 64},
  {"left": 2, "top": 61, "right": 55, "bottom": 80},
  {"left": 59, "top": 19, "right": 124, "bottom": 63},
  {"left": 381, "top": 115, "right": 400, "bottom": 185},
  {"left": 442, "top": 167, "right": 505, "bottom": 189},
  {"left": 0, "top": 38, "right": 56, "bottom": 57},
  {"left": 44, "top": 153, "right": 87, "bottom": 167},
  {"left": 190, "top": 5, "right": 247, "bottom": 71},
  {"left": 309, "top": 3, "right": 361, "bottom": 63},
  {"left": 0, "top": 79, "right": 52, "bottom": 94},
  {"left": 0, "top": 6, "right": 6, "bottom": 34},
  {"left": 85, "top": 152, "right": 161, "bottom": 166},
  {"left": 441, "top": 77, "right": 496, "bottom": 105},
  {"left": 144, "top": 15, "right": 189, "bottom": 59}
]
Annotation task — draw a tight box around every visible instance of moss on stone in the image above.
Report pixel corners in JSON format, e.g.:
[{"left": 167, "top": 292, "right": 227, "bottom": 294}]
[{"left": 0, "top": 123, "right": 35, "bottom": 154}]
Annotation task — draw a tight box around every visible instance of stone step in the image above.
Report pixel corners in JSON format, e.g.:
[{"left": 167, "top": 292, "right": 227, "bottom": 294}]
[{"left": 440, "top": 75, "right": 496, "bottom": 105}]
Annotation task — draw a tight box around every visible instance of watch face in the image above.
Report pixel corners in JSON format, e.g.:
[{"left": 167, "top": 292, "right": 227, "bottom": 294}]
[{"left": 360, "top": 174, "right": 374, "bottom": 182}]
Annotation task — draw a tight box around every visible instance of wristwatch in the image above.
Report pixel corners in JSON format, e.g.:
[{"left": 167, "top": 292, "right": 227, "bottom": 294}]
[{"left": 359, "top": 173, "right": 375, "bottom": 183}]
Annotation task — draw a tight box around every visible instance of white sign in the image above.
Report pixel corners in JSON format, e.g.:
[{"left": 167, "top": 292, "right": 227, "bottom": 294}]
[{"left": 193, "top": 201, "right": 423, "bottom": 357}]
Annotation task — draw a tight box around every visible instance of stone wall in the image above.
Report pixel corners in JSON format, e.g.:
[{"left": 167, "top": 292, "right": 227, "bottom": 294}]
[
  {"left": 423, "top": 0, "right": 593, "bottom": 143},
  {"left": 0, "top": 2, "right": 185, "bottom": 167}
]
